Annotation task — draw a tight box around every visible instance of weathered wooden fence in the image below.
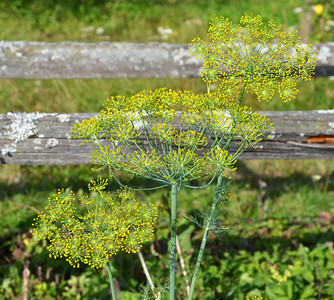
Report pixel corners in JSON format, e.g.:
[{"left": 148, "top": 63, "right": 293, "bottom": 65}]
[{"left": 0, "top": 41, "right": 333, "bottom": 165}]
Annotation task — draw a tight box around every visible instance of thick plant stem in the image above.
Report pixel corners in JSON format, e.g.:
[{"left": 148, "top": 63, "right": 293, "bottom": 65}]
[
  {"left": 106, "top": 261, "right": 117, "bottom": 300},
  {"left": 169, "top": 185, "right": 178, "bottom": 300},
  {"left": 188, "top": 172, "right": 225, "bottom": 300}
]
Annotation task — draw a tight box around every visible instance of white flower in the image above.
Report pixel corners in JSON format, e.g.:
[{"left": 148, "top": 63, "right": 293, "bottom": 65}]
[
  {"left": 157, "top": 27, "right": 173, "bottom": 40},
  {"left": 96, "top": 27, "right": 105, "bottom": 35},
  {"left": 293, "top": 7, "right": 303, "bottom": 14},
  {"left": 327, "top": 20, "right": 334, "bottom": 27},
  {"left": 311, "top": 174, "right": 322, "bottom": 182}
]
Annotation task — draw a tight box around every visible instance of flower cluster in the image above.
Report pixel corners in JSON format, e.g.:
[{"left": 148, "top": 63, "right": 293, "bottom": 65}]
[
  {"left": 32, "top": 179, "right": 158, "bottom": 269},
  {"left": 73, "top": 88, "right": 272, "bottom": 189},
  {"left": 189, "top": 13, "right": 318, "bottom": 102}
]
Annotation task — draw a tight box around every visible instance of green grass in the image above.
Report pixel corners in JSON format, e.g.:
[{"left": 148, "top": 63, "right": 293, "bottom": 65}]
[
  {"left": 0, "top": 0, "right": 311, "bottom": 43},
  {"left": 1, "top": 160, "right": 333, "bottom": 298},
  {"left": 0, "top": 0, "right": 334, "bottom": 299},
  {"left": 1, "top": 77, "right": 333, "bottom": 114}
]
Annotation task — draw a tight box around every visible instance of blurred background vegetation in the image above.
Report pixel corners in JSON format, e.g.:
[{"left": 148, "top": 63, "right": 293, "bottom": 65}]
[{"left": 0, "top": 0, "right": 333, "bottom": 299}]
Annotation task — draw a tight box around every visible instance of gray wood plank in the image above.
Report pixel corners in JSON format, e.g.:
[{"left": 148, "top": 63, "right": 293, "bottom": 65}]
[
  {"left": 1, "top": 110, "right": 333, "bottom": 165},
  {"left": 0, "top": 41, "right": 333, "bottom": 79}
]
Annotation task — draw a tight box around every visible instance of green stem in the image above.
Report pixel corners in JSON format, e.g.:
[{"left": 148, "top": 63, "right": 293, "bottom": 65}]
[
  {"left": 207, "top": 82, "right": 211, "bottom": 94},
  {"left": 237, "top": 83, "right": 246, "bottom": 106},
  {"left": 188, "top": 82, "right": 247, "bottom": 299},
  {"left": 169, "top": 185, "right": 178, "bottom": 300},
  {"left": 106, "top": 261, "right": 117, "bottom": 300},
  {"left": 188, "top": 172, "right": 224, "bottom": 300}
]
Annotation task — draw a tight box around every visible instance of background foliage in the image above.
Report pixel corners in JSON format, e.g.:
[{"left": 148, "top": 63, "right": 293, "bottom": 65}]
[{"left": 0, "top": 0, "right": 333, "bottom": 299}]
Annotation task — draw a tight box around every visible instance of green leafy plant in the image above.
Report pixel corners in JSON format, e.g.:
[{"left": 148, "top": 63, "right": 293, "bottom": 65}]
[{"left": 33, "top": 12, "right": 317, "bottom": 299}]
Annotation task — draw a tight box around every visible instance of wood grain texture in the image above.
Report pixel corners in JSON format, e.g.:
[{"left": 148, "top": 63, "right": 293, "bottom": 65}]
[
  {"left": 0, "top": 41, "right": 333, "bottom": 79},
  {"left": 1, "top": 110, "right": 333, "bottom": 165}
]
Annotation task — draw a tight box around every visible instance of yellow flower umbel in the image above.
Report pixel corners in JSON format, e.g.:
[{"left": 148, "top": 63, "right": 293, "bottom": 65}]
[
  {"left": 189, "top": 13, "right": 318, "bottom": 102},
  {"left": 73, "top": 88, "right": 272, "bottom": 190},
  {"left": 32, "top": 179, "right": 158, "bottom": 269}
]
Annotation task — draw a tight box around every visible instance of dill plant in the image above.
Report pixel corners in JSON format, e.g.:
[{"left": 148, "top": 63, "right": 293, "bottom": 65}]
[
  {"left": 73, "top": 87, "right": 272, "bottom": 298},
  {"left": 34, "top": 12, "right": 317, "bottom": 299},
  {"left": 72, "top": 13, "right": 317, "bottom": 299}
]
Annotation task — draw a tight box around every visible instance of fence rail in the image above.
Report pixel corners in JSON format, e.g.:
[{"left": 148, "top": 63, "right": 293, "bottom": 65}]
[
  {"left": 1, "top": 110, "right": 333, "bottom": 165},
  {"left": 0, "top": 41, "right": 333, "bottom": 79}
]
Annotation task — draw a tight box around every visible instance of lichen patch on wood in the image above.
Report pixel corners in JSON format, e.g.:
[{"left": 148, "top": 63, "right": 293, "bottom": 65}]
[
  {"left": 5, "top": 111, "right": 47, "bottom": 143},
  {"left": 45, "top": 138, "right": 59, "bottom": 148},
  {"left": 1, "top": 112, "right": 47, "bottom": 157},
  {"left": 57, "top": 114, "right": 71, "bottom": 123}
]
